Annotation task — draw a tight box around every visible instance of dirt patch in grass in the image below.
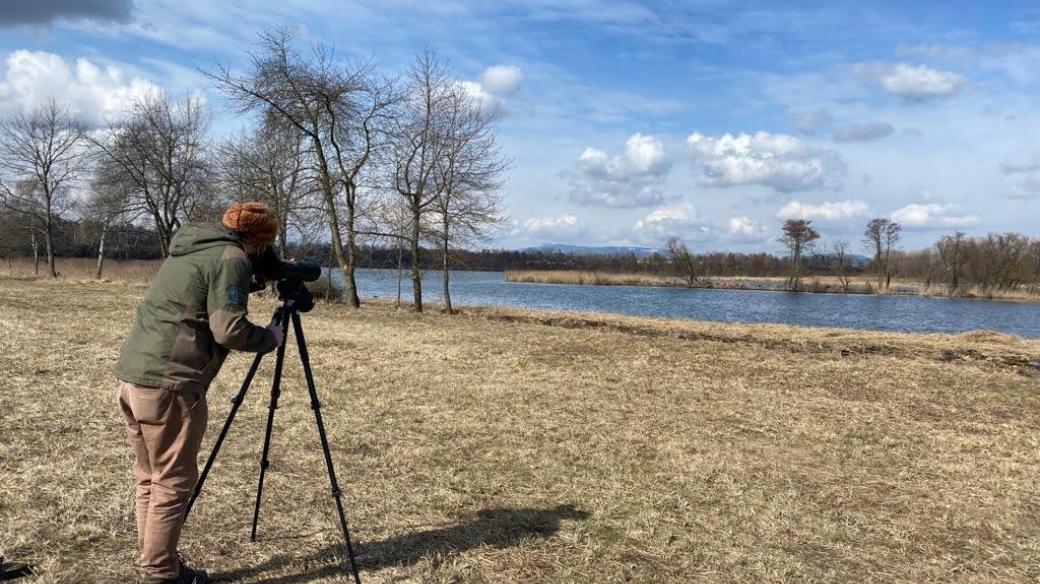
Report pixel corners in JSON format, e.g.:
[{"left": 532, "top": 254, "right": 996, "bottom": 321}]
[{"left": 1, "top": 277, "right": 1039, "bottom": 583}]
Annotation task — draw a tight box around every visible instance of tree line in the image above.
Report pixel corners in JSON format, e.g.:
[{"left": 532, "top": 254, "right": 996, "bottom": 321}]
[
  {"left": 0, "top": 27, "right": 506, "bottom": 313},
  {"left": 667, "top": 218, "right": 1040, "bottom": 295}
]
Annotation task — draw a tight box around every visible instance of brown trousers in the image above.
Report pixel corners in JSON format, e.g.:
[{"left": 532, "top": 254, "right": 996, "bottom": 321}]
[{"left": 117, "top": 380, "right": 208, "bottom": 580}]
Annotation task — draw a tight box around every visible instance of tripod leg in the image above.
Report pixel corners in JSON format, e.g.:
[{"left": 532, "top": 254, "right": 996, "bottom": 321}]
[
  {"left": 291, "top": 311, "right": 362, "bottom": 584},
  {"left": 184, "top": 350, "right": 264, "bottom": 521},
  {"left": 250, "top": 308, "right": 291, "bottom": 542}
]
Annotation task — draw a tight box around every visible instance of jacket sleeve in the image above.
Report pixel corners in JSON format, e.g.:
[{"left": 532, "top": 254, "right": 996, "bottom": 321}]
[{"left": 207, "top": 253, "right": 279, "bottom": 353}]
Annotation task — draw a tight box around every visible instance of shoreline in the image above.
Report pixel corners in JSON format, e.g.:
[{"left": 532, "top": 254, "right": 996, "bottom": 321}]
[
  {"left": 5, "top": 272, "right": 1039, "bottom": 338},
  {"left": 504, "top": 269, "right": 1040, "bottom": 304},
  {"left": 6, "top": 274, "right": 1039, "bottom": 344}
]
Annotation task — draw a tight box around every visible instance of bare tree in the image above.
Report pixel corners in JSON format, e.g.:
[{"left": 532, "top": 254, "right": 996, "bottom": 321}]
[
  {"left": 389, "top": 49, "right": 456, "bottom": 312},
  {"left": 780, "top": 219, "right": 820, "bottom": 289},
  {"left": 82, "top": 177, "right": 137, "bottom": 279},
  {"left": 936, "top": 231, "right": 967, "bottom": 293},
  {"left": 0, "top": 100, "right": 90, "bottom": 277},
  {"left": 219, "top": 113, "right": 312, "bottom": 251},
  {"left": 667, "top": 236, "right": 703, "bottom": 287},
  {"left": 326, "top": 73, "right": 398, "bottom": 307},
  {"left": 864, "top": 218, "right": 901, "bottom": 289},
  {"left": 207, "top": 27, "right": 391, "bottom": 308},
  {"left": 94, "top": 91, "right": 212, "bottom": 256},
  {"left": 831, "top": 240, "right": 852, "bottom": 291},
  {"left": 431, "top": 84, "right": 507, "bottom": 313},
  {"left": 371, "top": 194, "right": 413, "bottom": 308}
]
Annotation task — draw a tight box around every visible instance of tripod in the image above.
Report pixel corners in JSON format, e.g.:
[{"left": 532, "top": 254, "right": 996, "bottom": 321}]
[{"left": 184, "top": 285, "right": 362, "bottom": 584}]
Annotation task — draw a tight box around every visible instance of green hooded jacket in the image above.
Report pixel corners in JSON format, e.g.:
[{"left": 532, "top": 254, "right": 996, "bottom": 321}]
[{"left": 115, "top": 223, "right": 278, "bottom": 394}]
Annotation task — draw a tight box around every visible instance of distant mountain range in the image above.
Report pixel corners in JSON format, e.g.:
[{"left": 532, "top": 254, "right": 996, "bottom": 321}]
[{"left": 525, "top": 243, "right": 665, "bottom": 257}]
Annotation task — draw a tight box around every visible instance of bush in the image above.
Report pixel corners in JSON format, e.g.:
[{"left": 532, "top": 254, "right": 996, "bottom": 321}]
[{"left": 305, "top": 277, "right": 344, "bottom": 303}]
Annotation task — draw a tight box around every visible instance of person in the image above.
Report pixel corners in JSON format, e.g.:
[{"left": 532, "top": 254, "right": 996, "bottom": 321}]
[{"left": 114, "top": 202, "right": 285, "bottom": 584}]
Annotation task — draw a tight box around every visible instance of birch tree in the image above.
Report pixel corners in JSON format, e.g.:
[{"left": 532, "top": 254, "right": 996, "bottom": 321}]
[
  {"left": 94, "top": 91, "right": 212, "bottom": 256},
  {"left": 389, "top": 50, "right": 454, "bottom": 313},
  {"left": 430, "top": 84, "right": 506, "bottom": 313},
  {"left": 0, "top": 100, "right": 90, "bottom": 277},
  {"left": 82, "top": 177, "right": 136, "bottom": 279}
]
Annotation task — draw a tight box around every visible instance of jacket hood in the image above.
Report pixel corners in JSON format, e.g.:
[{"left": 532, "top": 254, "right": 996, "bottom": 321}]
[{"left": 169, "top": 223, "right": 243, "bottom": 257}]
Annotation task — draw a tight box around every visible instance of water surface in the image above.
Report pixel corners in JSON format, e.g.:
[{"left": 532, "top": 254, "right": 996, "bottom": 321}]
[{"left": 331, "top": 269, "right": 1040, "bottom": 338}]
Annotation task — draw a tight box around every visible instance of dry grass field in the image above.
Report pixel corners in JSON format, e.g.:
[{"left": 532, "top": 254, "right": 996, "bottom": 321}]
[
  {"left": 0, "top": 257, "right": 162, "bottom": 284},
  {"left": 2, "top": 276, "right": 1040, "bottom": 583}
]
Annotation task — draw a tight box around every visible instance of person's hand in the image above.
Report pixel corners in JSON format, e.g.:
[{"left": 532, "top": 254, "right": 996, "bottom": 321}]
[{"left": 268, "top": 324, "right": 285, "bottom": 347}]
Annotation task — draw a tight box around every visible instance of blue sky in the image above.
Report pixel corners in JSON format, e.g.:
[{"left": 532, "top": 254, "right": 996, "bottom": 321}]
[{"left": 1, "top": 0, "right": 1038, "bottom": 252}]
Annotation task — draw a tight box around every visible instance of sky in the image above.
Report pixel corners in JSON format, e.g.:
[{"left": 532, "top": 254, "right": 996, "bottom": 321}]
[{"left": 1, "top": 0, "right": 1038, "bottom": 253}]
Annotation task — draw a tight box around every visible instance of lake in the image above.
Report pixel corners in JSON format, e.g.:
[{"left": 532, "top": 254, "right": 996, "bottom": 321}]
[{"left": 332, "top": 269, "right": 1040, "bottom": 338}]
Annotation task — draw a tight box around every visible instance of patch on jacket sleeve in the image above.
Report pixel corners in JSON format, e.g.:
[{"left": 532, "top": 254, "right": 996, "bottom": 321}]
[{"left": 226, "top": 285, "right": 248, "bottom": 307}]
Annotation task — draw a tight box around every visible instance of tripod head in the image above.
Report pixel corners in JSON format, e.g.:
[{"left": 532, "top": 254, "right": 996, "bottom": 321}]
[
  {"left": 277, "top": 277, "right": 316, "bottom": 313},
  {"left": 251, "top": 247, "right": 322, "bottom": 313}
]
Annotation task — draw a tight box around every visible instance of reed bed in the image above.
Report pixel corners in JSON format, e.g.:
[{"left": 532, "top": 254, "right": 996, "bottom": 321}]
[
  {"left": 0, "top": 257, "right": 162, "bottom": 284},
  {"left": 506, "top": 270, "right": 1040, "bottom": 301}
]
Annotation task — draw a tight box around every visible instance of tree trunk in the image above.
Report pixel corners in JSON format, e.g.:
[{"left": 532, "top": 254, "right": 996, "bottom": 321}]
[
  {"left": 441, "top": 213, "right": 452, "bottom": 314},
  {"left": 792, "top": 248, "right": 802, "bottom": 289},
  {"left": 344, "top": 201, "right": 361, "bottom": 308},
  {"left": 410, "top": 202, "right": 423, "bottom": 312},
  {"left": 95, "top": 225, "right": 108, "bottom": 279},
  {"left": 395, "top": 242, "right": 403, "bottom": 309},
  {"left": 883, "top": 248, "right": 892, "bottom": 289},
  {"left": 45, "top": 220, "right": 56, "bottom": 278},
  {"left": 325, "top": 250, "right": 335, "bottom": 303},
  {"left": 876, "top": 242, "right": 884, "bottom": 289},
  {"left": 152, "top": 208, "right": 172, "bottom": 257},
  {"left": 30, "top": 230, "right": 39, "bottom": 276},
  {"left": 314, "top": 145, "right": 357, "bottom": 309}
]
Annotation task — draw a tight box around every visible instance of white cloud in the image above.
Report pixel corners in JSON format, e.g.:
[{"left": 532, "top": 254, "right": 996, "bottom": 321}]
[
  {"left": 459, "top": 64, "right": 525, "bottom": 113},
  {"left": 569, "top": 132, "right": 671, "bottom": 207},
  {"left": 632, "top": 202, "right": 710, "bottom": 244},
  {"left": 513, "top": 214, "right": 584, "bottom": 240},
  {"left": 727, "top": 215, "right": 766, "bottom": 237},
  {"left": 456, "top": 80, "right": 497, "bottom": 112},
  {"left": 832, "top": 122, "right": 894, "bottom": 143},
  {"left": 0, "top": 49, "right": 158, "bottom": 125},
  {"left": 686, "top": 131, "right": 845, "bottom": 192},
  {"left": 856, "top": 62, "right": 966, "bottom": 102},
  {"left": 480, "top": 65, "right": 524, "bottom": 96},
  {"left": 890, "top": 203, "right": 979, "bottom": 228},
  {"left": 777, "top": 200, "right": 869, "bottom": 220}
]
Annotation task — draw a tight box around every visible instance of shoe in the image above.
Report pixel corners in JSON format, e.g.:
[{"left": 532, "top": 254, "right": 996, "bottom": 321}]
[
  {"left": 141, "top": 552, "right": 208, "bottom": 584},
  {"left": 174, "top": 552, "right": 208, "bottom": 584},
  {"left": 1, "top": 555, "right": 34, "bottom": 580}
]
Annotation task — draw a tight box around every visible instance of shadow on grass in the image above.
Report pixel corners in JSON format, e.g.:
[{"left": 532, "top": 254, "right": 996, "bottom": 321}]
[{"left": 214, "top": 504, "right": 589, "bottom": 583}]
